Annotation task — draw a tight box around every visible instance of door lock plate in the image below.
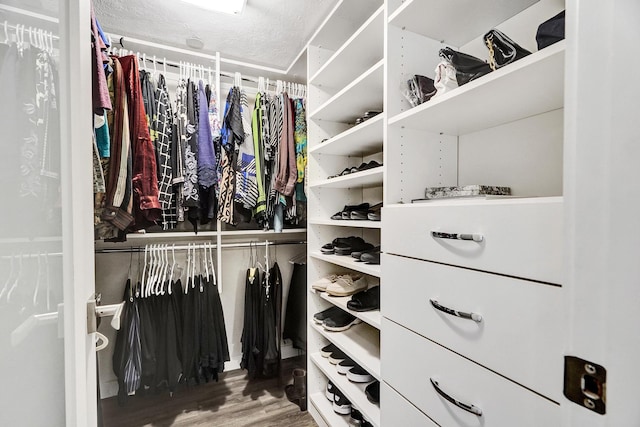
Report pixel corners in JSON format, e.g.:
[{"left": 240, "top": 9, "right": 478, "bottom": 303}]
[{"left": 564, "top": 356, "right": 606, "bottom": 414}]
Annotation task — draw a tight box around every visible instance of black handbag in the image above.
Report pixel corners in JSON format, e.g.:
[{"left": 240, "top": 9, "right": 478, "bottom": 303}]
[
  {"left": 483, "top": 29, "right": 531, "bottom": 70},
  {"left": 438, "top": 47, "right": 492, "bottom": 86},
  {"left": 536, "top": 11, "right": 565, "bottom": 50}
]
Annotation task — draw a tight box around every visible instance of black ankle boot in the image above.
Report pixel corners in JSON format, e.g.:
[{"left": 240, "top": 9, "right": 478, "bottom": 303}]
[{"left": 285, "top": 368, "right": 307, "bottom": 411}]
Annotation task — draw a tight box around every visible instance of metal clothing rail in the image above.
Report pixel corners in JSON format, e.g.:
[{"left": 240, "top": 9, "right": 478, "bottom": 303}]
[{"left": 94, "top": 239, "right": 307, "bottom": 254}]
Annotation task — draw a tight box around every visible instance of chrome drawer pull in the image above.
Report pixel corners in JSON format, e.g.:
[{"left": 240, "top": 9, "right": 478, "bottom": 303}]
[
  {"left": 430, "top": 299, "right": 483, "bottom": 323},
  {"left": 430, "top": 378, "right": 483, "bottom": 416},
  {"left": 431, "top": 231, "right": 484, "bottom": 242}
]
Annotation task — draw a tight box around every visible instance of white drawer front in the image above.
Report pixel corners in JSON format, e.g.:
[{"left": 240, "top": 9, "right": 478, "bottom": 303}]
[
  {"left": 382, "top": 198, "right": 563, "bottom": 284},
  {"left": 381, "top": 382, "right": 437, "bottom": 427},
  {"left": 381, "top": 254, "right": 562, "bottom": 401},
  {"left": 382, "top": 319, "right": 561, "bottom": 427}
]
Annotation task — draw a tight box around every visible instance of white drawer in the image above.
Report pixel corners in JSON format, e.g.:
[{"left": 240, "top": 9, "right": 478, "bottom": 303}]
[
  {"left": 382, "top": 198, "right": 563, "bottom": 284},
  {"left": 382, "top": 319, "right": 561, "bottom": 427},
  {"left": 381, "top": 254, "right": 562, "bottom": 401},
  {"left": 381, "top": 382, "right": 437, "bottom": 427}
]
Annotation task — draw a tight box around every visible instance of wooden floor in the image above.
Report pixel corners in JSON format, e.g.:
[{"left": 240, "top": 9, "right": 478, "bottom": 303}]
[{"left": 101, "top": 357, "right": 317, "bottom": 427}]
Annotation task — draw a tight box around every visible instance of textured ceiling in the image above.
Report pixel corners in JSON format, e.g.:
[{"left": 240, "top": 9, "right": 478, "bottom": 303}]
[{"left": 93, "top": 0, "right": 338, "bottom": 70}]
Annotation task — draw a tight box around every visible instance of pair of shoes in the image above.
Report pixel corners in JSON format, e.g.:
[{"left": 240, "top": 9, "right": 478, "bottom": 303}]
[
  {"left": 326, "top": 161, "right": 383, "bottom": 179},
  {"left": 335, "top": 237, "right": 374, "bottom": 256},
  {"left": 347, "top": 286, "right": 380, "bottom": 312},
  {"left": 284, "top": 368, "right": 307, "bottom": 411},
  {"left": 365, "top": 381, "right": 380, "bottom": 405},
  {"left": 354, "top": 110, "right": 382, "bottom": 126},
  {"left": 331, "top": 203, "right": 370, "bottom": 220},
  {"left": 351, "top": 246, "right": 380, "bottom": 264},
  {"left": 311, "top": 273, "right": 345, "bottom": 291},
  {"left": 349, "top": 408, "right": 374, "bottom": 426},
  {"left": 314, "top": 307, "right": 362, "bottom": 331},
  {"left": 321, "top": 237, "right": 374, "bottom": 256},
  {"left": 326, "top": 382, "right": 351, "bottom": 415},
  {"left": 335, "top": 358, "right": 374, "bottom": 383},
  {"left": 326, "top": 275, "right": 368, "bottom": 297},
  {"left": 349, "top": 202, "right": 382, "bottom": 221}
]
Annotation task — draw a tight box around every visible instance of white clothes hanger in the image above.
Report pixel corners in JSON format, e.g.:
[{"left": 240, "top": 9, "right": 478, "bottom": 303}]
[
  {"left": 208, "top": 243, "right": 217, "bottom": 286},
  {"left": 0, "top": 254, "right": 16, "bottom": 301},
  {"left": 141, "top": 245, "right": 148, "bottom": 297},
  {"left": 163, "top": 57, "right": 167, "bottom": 76},
  {"left": 3, "top": 21, "right": 9, "bottom": 45},
  {"left": 32, "top": 253, "right": 42, "bottom": 307},
  {"left": 6, "top": 253, "right": 24, "bottom": 303},
  {"left": 168, "top": 244, "right": 176, "bottom": 295}
]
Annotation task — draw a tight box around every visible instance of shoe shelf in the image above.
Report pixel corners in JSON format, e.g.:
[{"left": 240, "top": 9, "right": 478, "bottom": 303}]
[
  {"left": 315, "top": 289, "right": 382, "bottom": 329},
  {"left": 309, "top": 114, "right": 383, "bottom": 157},
  {"left": 308, "top": 218, "right": 382, "bottom": 229},
  {"left": 310, "top": 167, "right": 383, "bottom": 189},
  {"left": 311, "top": 321, "right": 381, "bottom": 380},
  {"left": 387, "top": 41, "right": 565, "bottom": 135},
  {"left": 309, "top": 393, "right": 350, "bottom": 427},
  {"left": 311, "top": 352, "right": 381, "bottom": 427},
  {"left": 310, "top": 6, "right": 384, "bottom": 91},
  {"left": 310, "top": 251, "right": 381, "bottom": 278},
  {"left": 309, "top": 59, "right": 384, "bottom": 123},
  {"left": 387, "top": 0, "right": 539, "bottom": 46}
]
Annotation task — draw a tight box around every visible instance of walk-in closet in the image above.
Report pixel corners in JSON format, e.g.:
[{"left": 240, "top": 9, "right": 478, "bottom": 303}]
[{"left": 1, "top": 0, "right": 639, "bottom": 426}]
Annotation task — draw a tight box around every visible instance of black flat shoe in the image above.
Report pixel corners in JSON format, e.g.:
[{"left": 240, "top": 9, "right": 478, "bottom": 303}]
[{"left": 347, "top": 286, "right": 380, "bottom": 312}]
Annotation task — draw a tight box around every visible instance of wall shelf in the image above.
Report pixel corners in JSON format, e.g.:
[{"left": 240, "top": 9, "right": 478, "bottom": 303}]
[
  {"left": 309, "top": 393, "right": 350, "bottom": 427},
  {"left": 311, "top": 168, "right": 384, "bottom": 189},
  {"left": 388, "top": 41, "right": 565, "bottom": 135},
  {"left": 387, "top": 0, "right": 540, "bottom": 46},
  {"left": 310, "top": 251, "right": 381, "bottom": 277},
  {"left": 309, "top": 60, "right": 384, "bottom": 123},
  {"left": 310, "top": 6, "right": 384, "bottom": 91},
  {"left": 309, "top": 114, "right": 383, "bottom": 157},
  {"left": 308, "top": 218, "right": 382, "bottom": 229}
]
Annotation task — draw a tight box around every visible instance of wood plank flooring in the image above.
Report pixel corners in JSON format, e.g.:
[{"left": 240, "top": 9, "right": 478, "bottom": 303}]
[{"left": 101, "top": 357, "right": 317, "bottom": 427}]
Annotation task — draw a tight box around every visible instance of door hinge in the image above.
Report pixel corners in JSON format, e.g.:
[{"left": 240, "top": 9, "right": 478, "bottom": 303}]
[{"left": 564, "top": 356, "right": 606, "bottom": 414}]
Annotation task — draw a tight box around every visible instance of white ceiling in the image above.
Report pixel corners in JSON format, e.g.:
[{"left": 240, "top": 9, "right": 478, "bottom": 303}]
[{"left": 93, "top": 0, "right": 339, "bottom": 71}]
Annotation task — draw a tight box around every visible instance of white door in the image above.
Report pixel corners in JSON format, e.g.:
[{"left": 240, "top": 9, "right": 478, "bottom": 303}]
[
  {"left": 563, "top": 1, "right": 640, "bottom": 425},
  {"left": 0, "top": 0, "right": 97, "bottom": 426}
]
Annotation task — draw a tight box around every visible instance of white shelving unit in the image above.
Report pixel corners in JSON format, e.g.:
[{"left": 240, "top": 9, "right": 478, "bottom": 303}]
[
  {"left": 311, "top": 353, "right": 381, "bottom": 427},
  {"left": 307, "top": 1, "right": 384, "bottom": 425},
  {"left": 381, "top": 0, "right": 567, "bottom": 424}
]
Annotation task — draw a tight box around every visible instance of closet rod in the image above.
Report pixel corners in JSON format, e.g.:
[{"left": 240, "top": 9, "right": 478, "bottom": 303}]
[
  {"left": 0, "top": 4, "right": 58, "bottom": 24},
  {"left": 95, "top": 239, "right": 307, "bottom": 254},
  {"left": 106, "top": 32, "right": 218, "bottom": 62},
  {"left": 3, "top": 22, "right": 60, "bottom": 41}
]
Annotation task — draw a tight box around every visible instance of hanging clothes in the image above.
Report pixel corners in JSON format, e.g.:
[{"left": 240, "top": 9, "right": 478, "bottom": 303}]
[
  {"left": 154, "top": 74, "right": 177, "bottom": 230},
  {"left": 197, "top": 80, "right": 217, "bottom": 224},
  {"left": 252, "top": 92, "right": 267, "bottom": 227},
  {"left": 240, "top": 259, "right": 282, "bottom": 379},
  {"left": 118, "top": 55, "right": 161, "bottom": 229},
  {"left": 183, "top": 79, "right": 200, "bottom": 229},
  {"left": 283, "top": 261, "right": 307, "bottom": 351},
  {"left": 218, "top": 87, "right": 243, "bottom": 224},
  {"left": 234, "top": 88, "right": 259, "bottom": 220}
]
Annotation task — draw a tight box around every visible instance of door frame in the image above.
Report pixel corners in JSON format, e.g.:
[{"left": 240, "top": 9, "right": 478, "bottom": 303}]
[{"left": 59, "top": 0, "right": 97, "bottom": 425}]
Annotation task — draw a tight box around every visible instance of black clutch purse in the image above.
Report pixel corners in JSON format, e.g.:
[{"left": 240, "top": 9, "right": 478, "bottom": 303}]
[
  {"left": 536, "top": 11, "right": 565, "bottom": 50},
  {"left": 483, "top": 29, "right": 531, "bottom": 70},
  {"left": 438, "top": 47, "right": 492, "bottom": 86}
]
